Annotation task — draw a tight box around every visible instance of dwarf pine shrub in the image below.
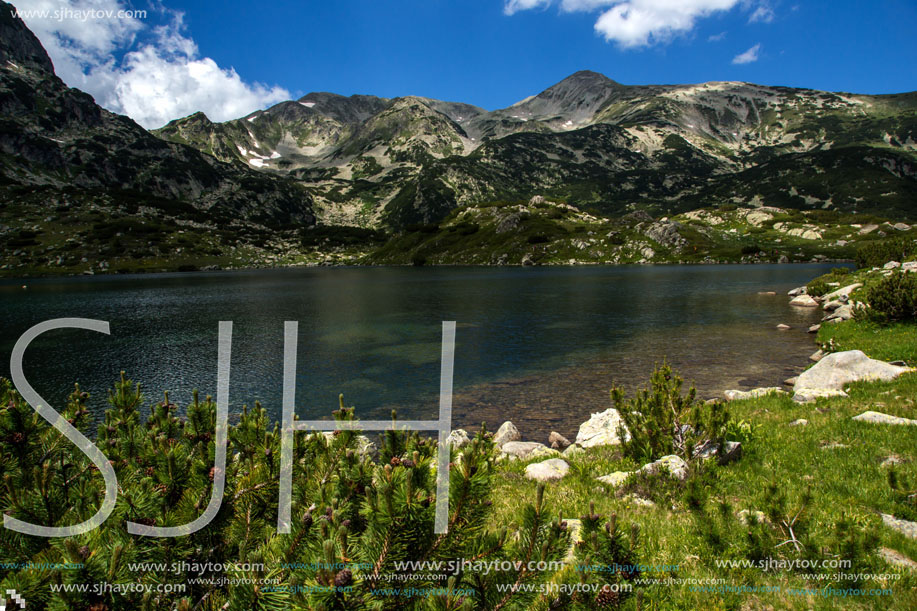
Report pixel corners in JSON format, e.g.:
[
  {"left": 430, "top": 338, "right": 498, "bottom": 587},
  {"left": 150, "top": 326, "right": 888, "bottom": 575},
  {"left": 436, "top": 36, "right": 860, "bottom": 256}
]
[
  {"left": 613, "top": 364, "right": 729, "bottom": 463},
  {"left": 0, "top": 374, "right": 573, "bottom": 610}
]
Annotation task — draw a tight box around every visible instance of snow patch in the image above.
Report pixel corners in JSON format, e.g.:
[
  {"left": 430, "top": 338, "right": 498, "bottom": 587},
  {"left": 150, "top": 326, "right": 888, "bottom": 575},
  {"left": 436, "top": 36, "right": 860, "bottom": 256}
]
[
  {"left": 270, "top": 151, "right": 281, "bottom": 159},
  {"left": 249, "top": 158, "right": 265, "bottom": 168}
]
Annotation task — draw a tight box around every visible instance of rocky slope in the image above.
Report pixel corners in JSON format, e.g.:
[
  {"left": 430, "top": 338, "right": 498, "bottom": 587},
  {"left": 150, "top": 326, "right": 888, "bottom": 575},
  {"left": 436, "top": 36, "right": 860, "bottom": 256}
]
[
  {"left": 0, "top": 4, "right": 314, "bottom": 221},
  {"left": 367, "top": 196, "right": 916, "bottom": 266},
  {"left": 155, "top": 70, "right": 917, "bottom": 229}
]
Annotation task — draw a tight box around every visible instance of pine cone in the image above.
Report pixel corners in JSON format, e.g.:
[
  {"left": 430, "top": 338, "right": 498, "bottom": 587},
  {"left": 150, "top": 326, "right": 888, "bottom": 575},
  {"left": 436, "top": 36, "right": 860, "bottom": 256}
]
[
  {"left": 390, "top": 456, "right": 402, "bottom": 467},
  {"left": 334, "top": 569, "right": 352, "bottom": 588},
  {"left": 401, "top": 459, "right": 415, "bottom": 468},
  {"left": 595, "top": 584, "right": 620, "bottom": 608},
  {"left": 10, "top": 432, "right": 24, "bottom": 444},
  {"left": 78, "top": 545, "right": 91, "bottom": 559}
]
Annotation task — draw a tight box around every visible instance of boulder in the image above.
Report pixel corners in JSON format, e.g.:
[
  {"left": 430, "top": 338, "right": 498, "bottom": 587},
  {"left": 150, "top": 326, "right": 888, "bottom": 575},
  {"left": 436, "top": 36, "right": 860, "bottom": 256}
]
[
  {"left": 521, "top": 254, "right": 535, "bottom": 267},
  {"left": 789, "top": 419, "right": 808, "bottom": 427},
  {"left": 548, "top": 431, "right": 571, "bottom": 449},
  {"left": 639, "top": 455, "right": 689, "bottom": 480},
  {"left": 823, "top": 300, "right": 843, "bottom": 312},
  {"left": 903, "top": 261, "right": 917, "bottom": 273},
  {"left": 694, "top": 440, "right": 742, "bottom": 464},
  {"left": 493, "top": 421, "right": 521, "bottom": 448},
  {"left": 724, "top": 388, "right": 785, "bottom": 401},
  {"left": 823, "top": 304, "right": 854, "bottom": 323},
  {"left": 562, "top": 444, "right": 584, "bottom": 458},
  {"left": 787, "top": 286, "right": 807, "bottom": 297},
  {"left": 524, "top": 458, "right": 570, "bottom": 482},
  {"left": 822, "top": 283, "right": 862, "bottom": 302},
  {"left": 794, "top": 388, "right": 848, "bottom": 403},
  {"left": 892, "top": 223, "right": 912, "bottom": 231},
  {"left": 776, "top": 323, "right": 791, "bottom": 330},
  {"left": 808, "top": 324, "right": 821, "bottom": 333},
  {"left": 784, "top": 376, "right": 798, "bottom": 386},
  {"left": 789, "top": 294, "right": 819, "bottom": 307},
  {"left": 574, "top": 408, "right": 630, "bottom": 448},
  {"left": 810, "top": 349, "right": 825, "bottom": 362},
  {"left": 882, "top": 514, "right": 917, "bottom": 540},
  {"left": 447, "top": 429, "right": 472, "bottom": 448},
  {"left": 878, "top": 548, "right": 917, "bottom": 571},
  {"left": 597, "top": 471, "right": 632, "bottom": 488},
  {"left": 852, "top": 411, "right": 917, "bottom": 426},
  {"left": 500, "top": 441, "right": 557, "bottom": 461},
  {"left": 884, "top": 261, "right": 901, "bottom": 270},
  {"left": 794, "top": 351, "right": 912, "bottom": 404}
]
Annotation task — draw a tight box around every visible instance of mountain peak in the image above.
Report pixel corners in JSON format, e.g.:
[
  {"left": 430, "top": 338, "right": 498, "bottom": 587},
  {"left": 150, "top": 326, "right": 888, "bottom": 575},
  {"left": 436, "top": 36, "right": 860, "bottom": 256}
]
[
  {"left": 562, "top": 70, "right": 619, "bottom": 86},
  {"left": 0, "top": 2, "right": 54, "bottom": 73}
]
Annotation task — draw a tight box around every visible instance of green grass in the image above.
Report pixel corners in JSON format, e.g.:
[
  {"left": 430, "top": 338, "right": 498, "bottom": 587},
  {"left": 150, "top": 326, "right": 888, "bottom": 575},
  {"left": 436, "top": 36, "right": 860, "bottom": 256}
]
[
  {"left": 489, "top": 320, "right": 917, "bottom": 609},
  {"left": 817, "top": 320, "right": 917, "bottom": 364}
]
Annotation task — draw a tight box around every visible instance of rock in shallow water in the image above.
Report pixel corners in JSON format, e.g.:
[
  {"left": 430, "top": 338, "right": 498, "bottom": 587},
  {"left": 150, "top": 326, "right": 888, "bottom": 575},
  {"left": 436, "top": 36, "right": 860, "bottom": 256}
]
[{"left": 789, "top": 294, "right": 819, "bottom": 307}]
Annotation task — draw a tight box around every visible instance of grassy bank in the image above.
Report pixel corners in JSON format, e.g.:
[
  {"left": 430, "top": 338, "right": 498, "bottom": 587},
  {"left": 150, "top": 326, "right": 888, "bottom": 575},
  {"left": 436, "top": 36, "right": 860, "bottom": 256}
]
[{"left": 491, "top": 317, "right": 917, "bottom": 609}]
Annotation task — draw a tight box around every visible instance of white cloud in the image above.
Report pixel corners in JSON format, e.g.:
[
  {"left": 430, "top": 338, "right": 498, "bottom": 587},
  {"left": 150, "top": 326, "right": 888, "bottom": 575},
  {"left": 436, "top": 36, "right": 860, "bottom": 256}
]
[
  {"left": 505, "top": 0, "right": 743, "bottom": 47},
  {"left": 504, "top": 0, "right": 552, "bottom": 15},
  {"left": 748, "top": 2, "right": 775, "bottom": 23},
  {"left": 708, "top": 31, "right": 727, "bottom": 41},
  {"left": 16, "top": 0, "right": 289, "bottom": 129},
  {"left": 732, "top": 42, "right": 761, "bottom": 64}
]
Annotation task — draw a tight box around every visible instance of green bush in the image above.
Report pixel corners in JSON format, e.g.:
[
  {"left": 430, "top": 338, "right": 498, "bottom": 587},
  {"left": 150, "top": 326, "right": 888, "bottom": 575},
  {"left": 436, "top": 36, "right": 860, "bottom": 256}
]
[
  {"left": 613, "top": 364, "right": 729, "bottom": 463},
  {"left": 861, "top": 271, "right": 917, "bottom": 323},
  {"left": 856, "top": 236, "right": 917, "bottom": 269},
  {"left": 0, "top": 375, "right": 570, "bottom": 609}
]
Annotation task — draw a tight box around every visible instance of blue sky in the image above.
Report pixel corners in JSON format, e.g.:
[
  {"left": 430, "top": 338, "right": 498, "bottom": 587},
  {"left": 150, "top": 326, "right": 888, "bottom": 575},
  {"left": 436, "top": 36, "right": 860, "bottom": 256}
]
[{"left": 15, "top": 0, "right": 917, "bottom": 128}]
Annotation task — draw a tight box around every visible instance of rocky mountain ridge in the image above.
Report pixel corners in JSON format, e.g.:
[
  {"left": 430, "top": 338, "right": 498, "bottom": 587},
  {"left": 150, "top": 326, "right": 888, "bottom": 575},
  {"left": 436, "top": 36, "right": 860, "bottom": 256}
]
[{"left": 155, "top": 70, "right": 917, "bottom": 228}]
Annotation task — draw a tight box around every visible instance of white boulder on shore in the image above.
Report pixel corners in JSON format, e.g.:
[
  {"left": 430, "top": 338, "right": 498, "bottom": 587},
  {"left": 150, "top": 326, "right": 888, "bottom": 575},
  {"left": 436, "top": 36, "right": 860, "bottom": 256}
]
[
  {"left": 524, "top": 458, "right": 570, "bottom": 482},
  {"left": 789, "top": 294, "right": 819, "bottom": 307},
  {"left": 493, "top": 421, "right": 521, "bottom": 448},
  {"left": 575, "top": 408, "right": 630, "bottom": 447},
  {"left": 500, "top": 441, "right": 557, "bottom": 461},
  {"left": 793, "top": 350, "right": 914, "bottom": 403}
]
